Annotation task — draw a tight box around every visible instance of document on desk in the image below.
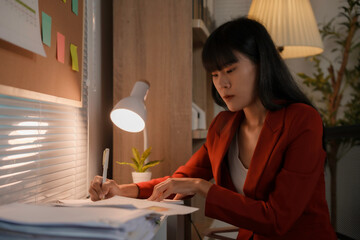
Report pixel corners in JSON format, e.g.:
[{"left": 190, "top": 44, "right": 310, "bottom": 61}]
[
  {"left": 0, "top": 202, "right": 160, "bottom": 240},
  {"left": 57, "top": 196, "right": 199, "bottom": 216}
]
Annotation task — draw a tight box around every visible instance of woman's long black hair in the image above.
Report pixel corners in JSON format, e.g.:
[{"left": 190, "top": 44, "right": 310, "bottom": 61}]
[{"left": 202, "top": 17, "right": 314, "bottom": 110}]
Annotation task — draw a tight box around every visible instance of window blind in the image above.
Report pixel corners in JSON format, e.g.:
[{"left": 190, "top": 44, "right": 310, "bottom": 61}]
[{"left": 0, "top": 1, "right": 89, "bottom": 205}]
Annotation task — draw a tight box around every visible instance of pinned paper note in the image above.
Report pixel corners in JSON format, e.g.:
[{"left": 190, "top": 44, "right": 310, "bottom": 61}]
[
  {"left": 70, "top": 43, "right": 79, "bottom": 71},
  {"left": 0, "top": 0, "right": 46, "bottom": 56},
  {"left": 72, "top": 0, "right": 78, "bottom": 16},
  {"left": 41, "top": 12, "right": 52, "bottom": 47},
  {"left": 57, "top": 32, "right": 65, "bottom": 63}
]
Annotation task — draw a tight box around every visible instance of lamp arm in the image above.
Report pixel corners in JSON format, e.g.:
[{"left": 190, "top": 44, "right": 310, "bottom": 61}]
[{"left": 143, "top": 126, "right": 148, "bottom": 164}]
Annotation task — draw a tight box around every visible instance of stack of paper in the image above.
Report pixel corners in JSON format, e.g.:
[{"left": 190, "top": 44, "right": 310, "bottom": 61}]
[
  {"left": 0, "top": 196, "right": 198, "bottom": 240},
  {"left": 0, "top": 202, "right": 160, "bottom": 240}
]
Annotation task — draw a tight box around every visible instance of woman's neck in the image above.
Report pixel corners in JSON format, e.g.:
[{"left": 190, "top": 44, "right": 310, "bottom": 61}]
[{"left": 242, "top": 99, "right": 267, "bottom": 128}]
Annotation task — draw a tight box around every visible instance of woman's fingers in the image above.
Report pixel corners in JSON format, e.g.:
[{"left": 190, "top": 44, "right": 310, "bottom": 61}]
[
  {"left": 102, "top": 179, "right": 120, "bottom": 199},
  {"left": 173, "top": 193, "right": 188, "bottom": 200},
  {"left": 89, "top": 176, "right": 104, "bottom": 201},
  {"left": 148, "top": 178, "right": 198, "bottom": 201},
  {"left": 148, "top": 179, "right": 169, "bottom": 201},
  {"left": 88, "top": 187, "right": 100, "bottom": 201}
]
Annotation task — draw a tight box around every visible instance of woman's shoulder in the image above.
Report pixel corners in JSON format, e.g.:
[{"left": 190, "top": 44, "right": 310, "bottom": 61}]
[
  {"left": 283, "top": 103, "right": 323, "bottom": 127},
  {"left": 285, "top": 103, "right": 320, "bottom": 118}
]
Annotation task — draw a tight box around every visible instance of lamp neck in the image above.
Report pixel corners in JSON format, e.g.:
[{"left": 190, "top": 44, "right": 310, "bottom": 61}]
[
  {"left": 143, "top": 126, "right": 148, "bottom": 164},
  {"left": 131, "top": 81, "right": 150, "bottom": 101}
]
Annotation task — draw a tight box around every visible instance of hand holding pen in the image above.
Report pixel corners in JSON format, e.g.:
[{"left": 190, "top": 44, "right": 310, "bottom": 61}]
[{"left": 88, "top": 148, "right": 139, "bottom": 201}]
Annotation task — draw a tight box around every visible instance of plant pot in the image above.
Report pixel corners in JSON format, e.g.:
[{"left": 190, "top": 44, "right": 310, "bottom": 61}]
[{"left": 132, "top": 171, "right": 152, "bottom": 183}]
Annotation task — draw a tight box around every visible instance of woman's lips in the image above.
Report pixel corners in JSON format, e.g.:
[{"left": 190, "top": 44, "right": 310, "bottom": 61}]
[{"left": 223, "top": 95, "right": 234, "bottom": 101}]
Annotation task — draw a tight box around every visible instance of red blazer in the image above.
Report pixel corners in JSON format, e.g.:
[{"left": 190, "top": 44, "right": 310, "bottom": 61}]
[{"left": 137, "top": 103, "right": 336, "bottom": 240}]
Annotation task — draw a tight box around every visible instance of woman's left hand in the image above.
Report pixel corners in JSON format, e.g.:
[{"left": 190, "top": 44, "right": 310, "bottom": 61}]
[{"left": 147, "top": 178, "right": 213, "bottom": 201}]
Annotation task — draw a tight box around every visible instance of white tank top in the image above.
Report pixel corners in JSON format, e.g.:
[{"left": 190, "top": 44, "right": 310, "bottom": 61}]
[{"left": 228, "top": 130, "right": 248, "bottom": 195}]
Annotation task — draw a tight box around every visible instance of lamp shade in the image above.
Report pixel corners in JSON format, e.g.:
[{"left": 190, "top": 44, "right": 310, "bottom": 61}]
[
  {"left": 110, "top": 81, "right": 150, "bottom": 133},
  {"left": 248, "top": 0, "right": 323, "bottom": 59}
]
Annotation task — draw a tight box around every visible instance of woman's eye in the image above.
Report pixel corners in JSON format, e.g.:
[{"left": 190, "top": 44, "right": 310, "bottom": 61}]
[
  {"left": 211, "top": 73, "right": 218, "bottom": 78},
  {"left": 226, "top": 68, "right": 235, "bottom": 74}
]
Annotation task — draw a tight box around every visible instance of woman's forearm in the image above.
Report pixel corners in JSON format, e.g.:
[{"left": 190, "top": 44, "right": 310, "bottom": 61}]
[{"left": 118, "top": 183, "right": 139, "bottom": 198}]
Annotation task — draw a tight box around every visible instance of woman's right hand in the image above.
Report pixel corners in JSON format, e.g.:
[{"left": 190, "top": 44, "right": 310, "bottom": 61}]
[{"left": 88, "top": 175, "right": 138, "bottom": 201}]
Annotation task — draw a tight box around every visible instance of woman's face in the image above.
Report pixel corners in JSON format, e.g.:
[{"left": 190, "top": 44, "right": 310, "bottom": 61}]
[{"left": 211, "top": 51, "right": 258, "bottom": 112}]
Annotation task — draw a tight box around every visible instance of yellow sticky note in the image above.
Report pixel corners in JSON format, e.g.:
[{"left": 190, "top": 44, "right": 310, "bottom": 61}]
[
  {"left": 70, "top": 43, "right": 79, "bottom": 72},
  {"left": 63, "top": 0, "right": 66, "bottom": 3}
]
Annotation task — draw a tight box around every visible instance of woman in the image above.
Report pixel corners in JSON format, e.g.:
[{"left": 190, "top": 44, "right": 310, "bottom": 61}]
[{"left": 89, "top": 17, "right": 336, "bottom": 239}]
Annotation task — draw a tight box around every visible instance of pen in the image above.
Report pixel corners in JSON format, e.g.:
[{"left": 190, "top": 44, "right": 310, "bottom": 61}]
[{"left": 102, "top": 148, "right": 110, "bottom": 184}]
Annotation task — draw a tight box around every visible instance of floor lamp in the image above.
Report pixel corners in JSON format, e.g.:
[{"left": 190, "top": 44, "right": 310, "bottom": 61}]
[{"left": 248, "top": 0, "right": 324, "bottom": 59}]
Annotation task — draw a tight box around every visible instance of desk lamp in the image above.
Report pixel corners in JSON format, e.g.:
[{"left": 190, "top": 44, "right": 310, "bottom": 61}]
[
  {"left": 110, "top": 80, "right": 150, "bottom": 153},
  {"left": 248, "top": 0, "right": 323, "bottom": 59}
]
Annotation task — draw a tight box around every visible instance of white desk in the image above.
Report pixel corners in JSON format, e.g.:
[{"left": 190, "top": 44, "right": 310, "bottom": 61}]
[
  {"left": 152, "top": 215, "right": 191, "bottom": 240},
  {"left": 152, "top": 216, "right": 167, "bottom": 240}
]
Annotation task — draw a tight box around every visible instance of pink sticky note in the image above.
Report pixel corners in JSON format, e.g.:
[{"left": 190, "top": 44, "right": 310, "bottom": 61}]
[{"left": 57, "top": 32, "right": 65, "bottom": 63}]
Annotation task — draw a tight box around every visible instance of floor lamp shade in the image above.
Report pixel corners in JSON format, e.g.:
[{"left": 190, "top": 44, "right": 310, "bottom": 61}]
[
  {"left": 110, "top": 81, "right": 150, "bottom": 133},
  {"left": 248, "top": 0, "right": 324, "bottom": 59}
]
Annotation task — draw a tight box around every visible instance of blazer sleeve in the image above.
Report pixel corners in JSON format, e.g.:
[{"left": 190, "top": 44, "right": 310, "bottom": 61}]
[
  {"left": 136, "top": 115, "right": 222, "bottom": 199},
  {"left": 205, "top": 107, "right": 326, "bottom": 236}
]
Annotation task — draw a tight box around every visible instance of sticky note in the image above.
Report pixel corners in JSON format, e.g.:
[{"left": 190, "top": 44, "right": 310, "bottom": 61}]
[
  {"left": 57, "top": 32, "right": 65, "bottom": 63},
  {"left": 63, "top": 0, "right": 66, "bottom": 3},
  {"left": 41, "top": 12, "right": 52, "bottom": 47},
  {"left": 70, "top": 44, "right": 79, "bottom": 72},
  {"left": 72, "top": 0, "right": 78, "bottom": 16}
]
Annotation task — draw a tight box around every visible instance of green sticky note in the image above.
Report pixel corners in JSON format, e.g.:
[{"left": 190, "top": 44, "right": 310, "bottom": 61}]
[
  {"left": 72, "top": 0, "right": 78, "bottom": 16},
  {"left": 70, "top": 44, "right": 79, "bottom": 72},
  {"left": 41, "top": 12, "right": 52, "bottom": 47}
]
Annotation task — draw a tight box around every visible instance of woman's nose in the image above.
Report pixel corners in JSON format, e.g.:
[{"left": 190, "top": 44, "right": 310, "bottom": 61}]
[{"left": 218, "top": 74, "right": 231, "bottom": 89}]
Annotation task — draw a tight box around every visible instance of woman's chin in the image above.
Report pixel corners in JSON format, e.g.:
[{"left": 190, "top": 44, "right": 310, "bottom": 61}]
[{"left": 226, "top": 105, "right": 240, "bottom": 112}]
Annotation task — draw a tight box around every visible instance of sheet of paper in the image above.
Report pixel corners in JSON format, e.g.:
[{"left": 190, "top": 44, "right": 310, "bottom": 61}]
[
  {"left": 58, "top": 196, "right": 198, "bottom": 216},
  {"left": 0, "top": 0, "right": 46, "bottom": 56},
  {"left": 56, "top": 198, "right": 136, "bottom": 209}
]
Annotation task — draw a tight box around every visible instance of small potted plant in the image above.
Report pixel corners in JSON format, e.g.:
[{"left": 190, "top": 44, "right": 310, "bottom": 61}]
[{"left": 116, "top": 146, "right": 161, "bottom": 183}]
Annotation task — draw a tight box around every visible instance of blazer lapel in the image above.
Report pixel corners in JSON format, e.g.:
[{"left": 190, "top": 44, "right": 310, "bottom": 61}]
[
  {"left": 243, "top": 108, "right": 285, "bottom": 198},
  {"left": 212, "top": 111, "right": 243, "bottom": 185}
]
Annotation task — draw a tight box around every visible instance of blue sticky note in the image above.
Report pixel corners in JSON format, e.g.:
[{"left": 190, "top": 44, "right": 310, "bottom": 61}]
[
  {"left": 41, "top": 12, "right": 52, "bottom": 47},
  {"left": 72, "top": 0, "right": 78, "bottom": 16}
]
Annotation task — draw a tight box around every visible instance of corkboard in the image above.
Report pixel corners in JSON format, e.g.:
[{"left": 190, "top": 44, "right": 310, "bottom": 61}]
[{"left": 0, "top": 0, "right": 84, "bottom": 107}]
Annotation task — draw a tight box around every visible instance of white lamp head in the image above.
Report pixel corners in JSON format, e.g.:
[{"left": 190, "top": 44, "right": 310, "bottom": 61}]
[
  {"left": 248, "top": 0, "right": 324, "bottom": 59},
  {"left": 110, "top": 81, "right": 150, "bottom": 133}
]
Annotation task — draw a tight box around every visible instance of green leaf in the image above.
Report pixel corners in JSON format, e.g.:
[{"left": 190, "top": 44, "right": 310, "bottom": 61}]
[
  {"left": 297, "top": 73, "right": 310, "bottom": 79},
  {"left": 140, "top": 147, "right": 152, "bottom": 166},
  {"left": 116, "top": 161, "right": 138, "bottom": 171},
  {"left": 142, "top": 160, "right": 161, "bottom": 172},
  {"left": 131, "top": 157, "right": 140, "bottom": 169},
  {"left": 132, "top": 147, "right": 141, "bottom": 163}
]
